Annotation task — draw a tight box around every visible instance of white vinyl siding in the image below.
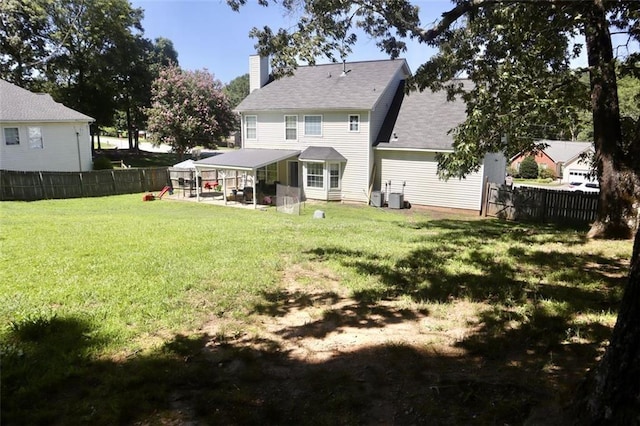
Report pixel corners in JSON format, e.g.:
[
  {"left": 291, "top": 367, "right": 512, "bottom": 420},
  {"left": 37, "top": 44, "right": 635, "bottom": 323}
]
[
  {"left": 245, "top": 115, "right": 257, "bottom": 140},
  {"left": 304, "top": 115, "right": 322, "bottom": 136},
  {"left": 242, "top": 110, "right": 371, "bottom": 202},
  {"left": 375, "top": 150, "right": 485, "bottom": 211},
  {"left": 284, "top": 115, "right": 297, "bottom": 141},
  {"left": 0, "top": 122, "right": 92, "bottom": 172}
]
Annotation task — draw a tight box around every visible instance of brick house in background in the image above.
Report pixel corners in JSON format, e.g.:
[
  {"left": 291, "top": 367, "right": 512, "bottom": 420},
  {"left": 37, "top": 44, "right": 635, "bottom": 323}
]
[{"left": 510, "top": 140, "right": 593, "bottom": 182}]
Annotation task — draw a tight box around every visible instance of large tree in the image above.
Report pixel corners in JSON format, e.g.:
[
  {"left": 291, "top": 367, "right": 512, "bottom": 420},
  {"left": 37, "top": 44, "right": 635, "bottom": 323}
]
[
  {"left": 146, "top": 65, "right": 235, "bottom": 158},
  {"left": 115, "top": 36, "right": 179, "bottom": 150},
  {"left": 223, "top": 73, "right": 250, "bottom": 110},
  {"left": 228, "top": 0, "right": 639, "bottom": 423},
  {"left": 0, "top": 0, "right": 50, "bottom": 89},
  {"left": 223, "top": 73, "right": 250, "bottom": 131}
]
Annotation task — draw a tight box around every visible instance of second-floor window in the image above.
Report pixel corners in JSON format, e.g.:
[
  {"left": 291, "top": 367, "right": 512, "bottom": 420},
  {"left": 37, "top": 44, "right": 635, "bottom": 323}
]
[
  {"left": 304, "top": 115, "right": 322, "bottom": 136},
  {"left": 285, "top": 115, "right": 297, "bottom": 140},
  {"left": 348, "top": 115, "right": 360, "bottom": 132},
  {"left": 245, "top": 115, "right": 257, "bottom": 140}
]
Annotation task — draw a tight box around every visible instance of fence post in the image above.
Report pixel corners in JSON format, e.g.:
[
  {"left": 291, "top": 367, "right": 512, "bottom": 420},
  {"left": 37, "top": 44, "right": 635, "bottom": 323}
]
[
  {"left": 38, "top": 171, "right": 45, "bottom": 200},
  {"left": 481, "top": 177, "right": 489, "bottom": 216},
  {"left": 79, "top": 172, "right": 84, "bottom": 197},
  {"left": 111, "top": 170, "right": 117, "bottom": 194}
]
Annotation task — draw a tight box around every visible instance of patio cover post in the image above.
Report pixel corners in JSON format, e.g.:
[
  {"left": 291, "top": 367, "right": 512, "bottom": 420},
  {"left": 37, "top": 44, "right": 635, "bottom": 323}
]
[
  {"left": 222, "top": 171, "right": 228, "bottom": 205},
  {"left": 252, "top": 169, "right": 257, "bottom": 209},
  {"left": 195, "top": 168, "right": 201, "bottom": 201}
]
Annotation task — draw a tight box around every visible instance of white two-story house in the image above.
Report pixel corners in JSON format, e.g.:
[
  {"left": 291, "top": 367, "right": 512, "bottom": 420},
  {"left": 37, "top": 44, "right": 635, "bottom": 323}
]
[{"left": 194, "top": 56, "right": 505, "bottom": 211}]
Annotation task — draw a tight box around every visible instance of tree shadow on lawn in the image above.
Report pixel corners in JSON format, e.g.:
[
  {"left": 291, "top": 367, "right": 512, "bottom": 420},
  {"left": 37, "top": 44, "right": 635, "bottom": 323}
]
[
  {"left": 301, "top": 219, "right": 628, "bottom": 400},
  {"left": 2, "top": 314, "right": 551, "bottom": 425}
]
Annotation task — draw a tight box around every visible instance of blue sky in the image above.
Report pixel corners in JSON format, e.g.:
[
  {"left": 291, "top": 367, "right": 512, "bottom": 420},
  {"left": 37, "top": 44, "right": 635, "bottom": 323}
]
[
  {"left": 131, "top": 1, "right": 637, "bottom": 85},
  {"left": 131, "top": 0, "right": 449, "bottom": 84}
]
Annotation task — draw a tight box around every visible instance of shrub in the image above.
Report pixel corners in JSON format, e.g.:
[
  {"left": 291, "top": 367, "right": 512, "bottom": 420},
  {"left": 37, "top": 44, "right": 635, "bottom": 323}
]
[
  {"left": 519, "top": 156, "right": 539, "bottom": 179},
  {"left": 93, "top": 156, "right": 114, "bottom": 170},
  {"left": 506, "top": 165, "right": 519, "bottom": 178},
  {"left": 539, "top": 167, "right": 556, "bottom": 180}
]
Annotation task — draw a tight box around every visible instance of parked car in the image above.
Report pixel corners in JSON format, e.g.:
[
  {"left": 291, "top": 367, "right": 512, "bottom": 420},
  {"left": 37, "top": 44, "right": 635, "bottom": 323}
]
[{"left": 568, "top": 182, "right": 600, "bottom": 193}]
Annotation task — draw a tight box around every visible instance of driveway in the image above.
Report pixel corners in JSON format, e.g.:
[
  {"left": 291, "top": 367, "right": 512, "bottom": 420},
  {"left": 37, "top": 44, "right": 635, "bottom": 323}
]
[{"left": 98, "top": 136, "right": 173, "bottom": 153}]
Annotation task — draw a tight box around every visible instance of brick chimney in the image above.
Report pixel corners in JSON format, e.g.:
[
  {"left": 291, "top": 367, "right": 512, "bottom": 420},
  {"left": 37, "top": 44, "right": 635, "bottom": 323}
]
[{"left": 249, "top": 55, "right": 269, "bottom": 93}]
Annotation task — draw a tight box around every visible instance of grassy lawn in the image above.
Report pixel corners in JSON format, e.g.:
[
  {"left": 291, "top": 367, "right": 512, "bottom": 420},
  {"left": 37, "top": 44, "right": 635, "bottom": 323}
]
[
  {"left": 0, "top": 195, "right": 632, "bottom": 424},
  {"left": 513, "top": 178, "right": 562, "bottom": 186}
]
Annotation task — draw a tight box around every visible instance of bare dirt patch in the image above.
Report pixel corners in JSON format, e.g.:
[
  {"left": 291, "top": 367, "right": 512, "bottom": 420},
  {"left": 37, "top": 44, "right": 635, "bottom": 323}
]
[{"left": 175, "top": 262, "right": 564, "bottom": 424}]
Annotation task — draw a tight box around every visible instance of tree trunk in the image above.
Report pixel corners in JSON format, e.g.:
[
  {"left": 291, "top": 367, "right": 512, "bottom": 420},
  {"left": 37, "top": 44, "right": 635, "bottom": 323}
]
[
  {"left": 572, "top": 228, "right": 640, "bottom": 424},
  {"left": 126, "top": 106, "right": 134, "bottom": 150},
  {"left": 584, "top": 0, "right": 633, "bottom": 239}
]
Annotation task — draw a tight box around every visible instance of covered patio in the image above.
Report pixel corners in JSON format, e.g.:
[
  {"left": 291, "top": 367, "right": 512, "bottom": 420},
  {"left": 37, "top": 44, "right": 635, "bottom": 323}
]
[{"left": 193, "top": 148, "right": 300, "bottom": 209}]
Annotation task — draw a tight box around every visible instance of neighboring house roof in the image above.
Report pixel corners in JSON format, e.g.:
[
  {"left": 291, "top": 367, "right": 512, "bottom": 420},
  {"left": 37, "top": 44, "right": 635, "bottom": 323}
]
[
  {"left": 235, "top": 59, "right": 411, "bottom": 112},
  {"left": 0, "top": 79, "right": 94, "bottom": 122},
  {"left": 299, "top": 146, "right": 347, "bottom": 162},
  {"left": 535, "top": 139, "right": 592, "bottom": 163},
  {"left": 193, "top": 148, "right": 300, "bottom": 171},
  {"left": 375, "top": 80, "right": 469, "bottom": 151}
]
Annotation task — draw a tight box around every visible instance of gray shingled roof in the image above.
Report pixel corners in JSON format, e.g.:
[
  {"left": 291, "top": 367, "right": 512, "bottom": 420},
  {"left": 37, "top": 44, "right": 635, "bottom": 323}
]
[
  {"left": 537, "top": 139, "right": 592, "bottom": 163},
  {"left": 193, "top": 148, "right": 300, "bottom": 171},
  {"left": 299, "top": 146, "right": 346, "bottom": 162},
  {"left": 375, "top": 81, "right": 469, "bottom": 151},
  {"left": 0, "top": 79, "right": 94, "bottom": 122},
  {"left": 235, "top": 59, "right": 410, "bottom": 112}
]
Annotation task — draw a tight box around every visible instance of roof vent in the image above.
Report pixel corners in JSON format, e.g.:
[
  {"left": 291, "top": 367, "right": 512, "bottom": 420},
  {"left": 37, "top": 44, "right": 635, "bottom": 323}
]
[{"left": 340, "top": 59, "right": 351, "bottom": 77}]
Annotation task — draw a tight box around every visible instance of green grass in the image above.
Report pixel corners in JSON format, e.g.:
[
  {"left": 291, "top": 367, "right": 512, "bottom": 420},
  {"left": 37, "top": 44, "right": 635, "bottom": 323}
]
[{"left": 0, "top": 195, "right": 633, "bottom": 424}]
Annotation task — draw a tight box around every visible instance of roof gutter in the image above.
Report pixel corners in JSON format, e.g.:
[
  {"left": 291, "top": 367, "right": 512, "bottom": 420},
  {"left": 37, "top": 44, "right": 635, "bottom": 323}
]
[{"left": 374, "top": 146, "right": 454, "bottom": 153}]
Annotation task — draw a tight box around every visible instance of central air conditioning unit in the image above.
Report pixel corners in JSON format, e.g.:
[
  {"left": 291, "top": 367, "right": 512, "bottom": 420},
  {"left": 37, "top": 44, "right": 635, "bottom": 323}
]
[
  {"left": 371, "top": 191, "right": 385, "bottom": 207},
  {"left": 388, "top": 192, "right": 404, "bottom": 209}
]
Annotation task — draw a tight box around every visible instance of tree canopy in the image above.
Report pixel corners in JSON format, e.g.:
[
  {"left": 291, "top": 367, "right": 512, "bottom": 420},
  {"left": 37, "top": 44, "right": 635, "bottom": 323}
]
[
  {"left": 223, "top": 73, "right": 250, "bottom": 110},
  {"left": 146, "top": 65, "right": 235, "bottom": 157}
]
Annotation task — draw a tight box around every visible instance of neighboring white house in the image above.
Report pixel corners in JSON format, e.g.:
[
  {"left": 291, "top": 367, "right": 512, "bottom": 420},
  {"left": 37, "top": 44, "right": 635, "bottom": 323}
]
[
  {"left": 0, "top": 79, "right": 94, "bottom": 172},
  {"left": 195, "top": 56, "right": 506, "bottom": 212}
]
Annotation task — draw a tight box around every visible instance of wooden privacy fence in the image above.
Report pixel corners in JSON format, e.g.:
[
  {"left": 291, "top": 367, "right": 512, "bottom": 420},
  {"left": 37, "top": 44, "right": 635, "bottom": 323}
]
[
  {"left": 1, "top": 168, "right": 170, "bottom": 201},
  {"left": 485, "top": 183, "right": 599, "bottom": 224}
]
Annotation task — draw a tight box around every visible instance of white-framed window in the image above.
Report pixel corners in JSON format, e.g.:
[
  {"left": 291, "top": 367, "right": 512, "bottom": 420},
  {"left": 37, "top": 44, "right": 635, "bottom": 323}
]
[
  {"left": 245, "top": 115, "right": 257, "bottom": 140},
  {"left": 329, "top": 163, "right": 341, "bottom": 189},
  {"left": 257, "top": 163, "right": 278, "bottom": 185},
  {"left": 348, "top": 114, "right": 360, "bottom": 132},
  {"left": 306, "top": 162, "right": 324, "bottom": 188},
  {"left": 28, "top": 127, "right": 43, "bottom": 149},
  {"left": 3, "top": 127, "right": 19, "bottom": 145},
  {"left": 284, "top": 115, "right": 297, "bottom": 140},
  {"left": 304, "top": 115, "right": 322, "bottom": 136}
]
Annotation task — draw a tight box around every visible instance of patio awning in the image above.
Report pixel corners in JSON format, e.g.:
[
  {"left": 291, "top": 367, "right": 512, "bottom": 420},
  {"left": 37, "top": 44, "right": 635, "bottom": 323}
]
[
  {"left": 299, "top": 146, "right": 347, "bottom": 162},
  {"left": 193, "top": 148, "right": 300, "bottom": 171}
]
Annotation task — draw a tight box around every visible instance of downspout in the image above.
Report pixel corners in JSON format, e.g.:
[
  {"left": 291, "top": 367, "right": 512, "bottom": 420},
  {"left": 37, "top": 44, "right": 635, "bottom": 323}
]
[{"left": 76, "top": 130, "right": 82, "bottom": 171}]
